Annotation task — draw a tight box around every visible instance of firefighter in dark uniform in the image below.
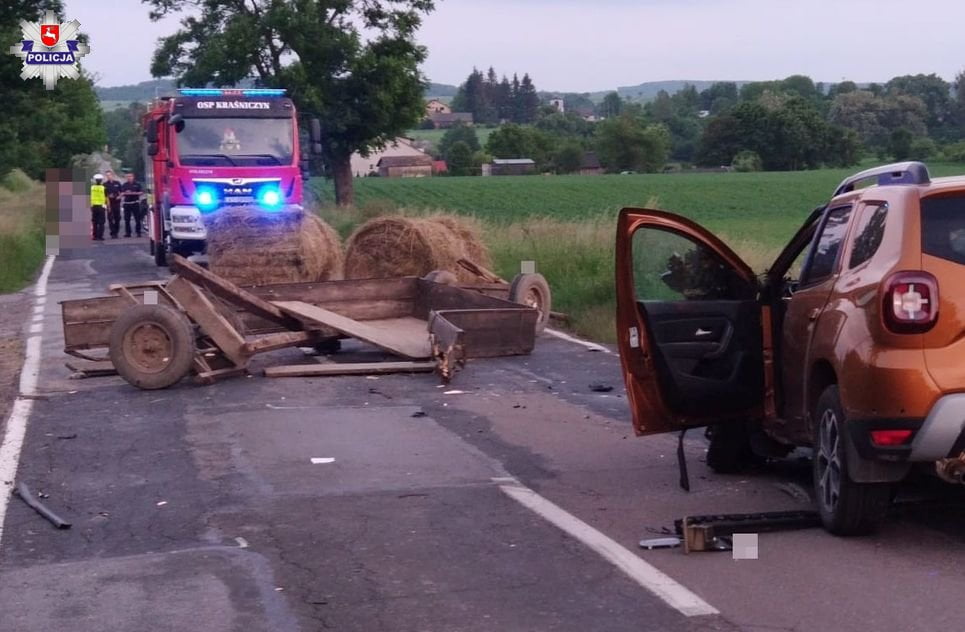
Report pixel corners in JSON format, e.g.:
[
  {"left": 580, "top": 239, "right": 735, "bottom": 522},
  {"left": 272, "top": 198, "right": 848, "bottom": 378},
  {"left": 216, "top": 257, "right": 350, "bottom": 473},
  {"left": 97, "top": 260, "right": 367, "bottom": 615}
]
[
  {"left": 90, "top": 173, "right": 106, "bottom": 241},
  {"left": 120, "top": 172, "right": 145, "bottom": 237},
  {"left": 104, "top": 170, "right": 123, "bottom": 238}
]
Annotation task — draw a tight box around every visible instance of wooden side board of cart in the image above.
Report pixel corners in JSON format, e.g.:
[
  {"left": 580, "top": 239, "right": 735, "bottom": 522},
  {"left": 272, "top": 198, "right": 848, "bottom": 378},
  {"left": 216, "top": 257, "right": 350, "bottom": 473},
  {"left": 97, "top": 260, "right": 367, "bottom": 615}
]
[{"left": 60, "top": 255, "right": 544, "bottom": 390}]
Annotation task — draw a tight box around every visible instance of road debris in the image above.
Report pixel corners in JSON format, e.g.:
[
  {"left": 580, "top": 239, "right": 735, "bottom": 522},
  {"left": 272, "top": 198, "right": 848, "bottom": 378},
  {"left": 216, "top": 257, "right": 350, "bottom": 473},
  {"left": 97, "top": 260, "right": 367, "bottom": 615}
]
[
  {"left": 675, "top": 511, "right": 821, "bottom": 553},
  {"left": 310, "top": 458, "right": 336, "bottom": 464},
  {"left": 588, "top": 383, "right": 614, "bottom": 393},
  {"left": 156, "top": 501, "right": 168, "bottom": 507},
  {"left": 411, "top": 411, "right": 428, "bottom": 418},
  {"left": 639, "top": 537, "right": 682, "bottom": 550},
  {"left": 14, "top": 482, "right": 71, "bottom": 529}
]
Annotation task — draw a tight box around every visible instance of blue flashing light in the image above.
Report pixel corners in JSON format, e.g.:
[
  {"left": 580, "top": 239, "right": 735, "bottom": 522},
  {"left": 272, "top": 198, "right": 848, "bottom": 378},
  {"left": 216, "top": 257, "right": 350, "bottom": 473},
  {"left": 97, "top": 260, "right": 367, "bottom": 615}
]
[
  {"left": 178, "top": 88, "right": 287, "bottom": 98},
  {"left": 194, "top": 186, "right": 219, "bottom": 213},
  {"left": 258, "top": 187, "right": 283, "bottom": 210}
]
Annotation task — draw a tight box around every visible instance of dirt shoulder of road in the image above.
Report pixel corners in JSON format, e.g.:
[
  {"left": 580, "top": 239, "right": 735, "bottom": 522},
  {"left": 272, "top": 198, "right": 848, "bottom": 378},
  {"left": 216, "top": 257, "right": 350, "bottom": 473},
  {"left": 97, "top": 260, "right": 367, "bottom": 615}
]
[{"left": 0, "top": 290, "right": 30, "bottom": 433}]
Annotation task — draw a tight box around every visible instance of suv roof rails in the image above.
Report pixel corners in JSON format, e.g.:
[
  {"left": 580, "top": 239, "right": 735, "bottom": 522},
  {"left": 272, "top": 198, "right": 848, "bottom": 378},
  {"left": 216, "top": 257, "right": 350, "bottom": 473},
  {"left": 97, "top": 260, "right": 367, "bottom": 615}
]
[{"left": 832, "top": 161, "right": 931, "bottom": 198}]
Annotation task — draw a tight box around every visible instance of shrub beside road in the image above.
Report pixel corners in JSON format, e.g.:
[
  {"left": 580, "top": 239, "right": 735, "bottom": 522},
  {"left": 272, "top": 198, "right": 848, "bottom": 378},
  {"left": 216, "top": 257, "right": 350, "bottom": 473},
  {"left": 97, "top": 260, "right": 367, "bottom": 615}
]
[{"left": 0, "top": 170, "right": 44, "bottom": 294}]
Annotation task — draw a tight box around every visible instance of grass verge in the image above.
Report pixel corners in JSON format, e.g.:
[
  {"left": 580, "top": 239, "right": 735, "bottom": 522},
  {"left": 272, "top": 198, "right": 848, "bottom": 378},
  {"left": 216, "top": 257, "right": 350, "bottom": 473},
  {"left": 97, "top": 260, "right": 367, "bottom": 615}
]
[{"left": 0, "top": 171, "right": 45, "bottom": 294}]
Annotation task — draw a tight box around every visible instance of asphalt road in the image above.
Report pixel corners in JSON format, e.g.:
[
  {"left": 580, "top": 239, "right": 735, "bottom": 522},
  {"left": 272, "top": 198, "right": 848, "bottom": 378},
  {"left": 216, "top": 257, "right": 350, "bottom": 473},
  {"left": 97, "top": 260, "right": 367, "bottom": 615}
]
[{"left": 1, "top": 239, "right": 964, "bottom": 632}]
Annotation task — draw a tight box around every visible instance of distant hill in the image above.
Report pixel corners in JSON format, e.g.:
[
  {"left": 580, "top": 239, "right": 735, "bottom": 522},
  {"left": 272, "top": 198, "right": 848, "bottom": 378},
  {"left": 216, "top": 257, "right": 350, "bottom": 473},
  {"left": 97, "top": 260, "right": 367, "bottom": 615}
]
[
  {"left": 595, "top": 80, "right": 752, "bottom": 103},
  {"left": 95, "top": 79, "right": 178, "bottom": 102},
  {"left": 426, "top": 82, "right": 458, "bottom": 97}
]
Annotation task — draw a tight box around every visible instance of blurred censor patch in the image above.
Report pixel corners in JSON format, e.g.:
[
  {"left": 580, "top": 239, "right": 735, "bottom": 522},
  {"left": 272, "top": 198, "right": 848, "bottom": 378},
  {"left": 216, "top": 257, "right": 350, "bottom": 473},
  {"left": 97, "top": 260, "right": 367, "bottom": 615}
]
[
  {"left": 45, "top": 168, "right": 91, "bottom": 254},
  {"left": 732, "top": 533, "right": 759, "bottom": 560}
]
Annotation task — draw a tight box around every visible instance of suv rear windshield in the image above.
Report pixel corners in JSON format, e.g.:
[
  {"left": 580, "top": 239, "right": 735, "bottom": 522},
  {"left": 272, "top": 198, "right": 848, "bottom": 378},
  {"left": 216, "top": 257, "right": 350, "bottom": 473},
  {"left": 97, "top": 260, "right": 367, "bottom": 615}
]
[{"left": 921, "top": 195, "right": 965, "bottom": 265}]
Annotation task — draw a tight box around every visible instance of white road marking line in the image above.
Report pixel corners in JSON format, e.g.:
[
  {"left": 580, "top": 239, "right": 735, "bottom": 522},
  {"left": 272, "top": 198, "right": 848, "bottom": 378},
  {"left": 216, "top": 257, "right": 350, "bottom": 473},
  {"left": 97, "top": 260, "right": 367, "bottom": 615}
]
[
  {"left": 496, "top": 478, "right": 718, "bottom": 618},
  {"left": 310, "top": 457, "right": 335, "bottom": 464},
  {"left": 544, "top": 328, "right": 613, "bottom": 354},
  {"left": 0, "top": 255, "right": 56, "bottom": 550}
]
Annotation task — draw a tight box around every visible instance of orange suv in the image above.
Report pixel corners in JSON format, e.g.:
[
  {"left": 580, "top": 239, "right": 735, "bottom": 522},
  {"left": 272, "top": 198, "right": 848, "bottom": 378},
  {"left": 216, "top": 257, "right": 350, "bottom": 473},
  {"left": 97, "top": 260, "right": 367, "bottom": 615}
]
[{"left": 615, "top": 162, "right": 965, "bottom": 535}]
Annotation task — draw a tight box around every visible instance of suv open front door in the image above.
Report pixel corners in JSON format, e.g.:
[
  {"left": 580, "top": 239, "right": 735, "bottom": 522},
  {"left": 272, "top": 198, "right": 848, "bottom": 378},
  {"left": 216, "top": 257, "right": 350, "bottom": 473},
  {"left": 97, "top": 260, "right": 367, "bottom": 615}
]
[{"left": 616, "top": 208, "right": 766, "bottom": 436}]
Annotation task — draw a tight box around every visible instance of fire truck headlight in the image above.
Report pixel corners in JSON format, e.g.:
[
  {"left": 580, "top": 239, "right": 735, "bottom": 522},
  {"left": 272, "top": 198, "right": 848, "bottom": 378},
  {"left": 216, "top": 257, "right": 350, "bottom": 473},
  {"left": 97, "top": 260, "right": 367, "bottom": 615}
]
[
  {"left": 194, "top": 187, "right": 218, "bottom": 212},
  {"left": 259, "top": 187, "right": 282, "bottom": 210}
]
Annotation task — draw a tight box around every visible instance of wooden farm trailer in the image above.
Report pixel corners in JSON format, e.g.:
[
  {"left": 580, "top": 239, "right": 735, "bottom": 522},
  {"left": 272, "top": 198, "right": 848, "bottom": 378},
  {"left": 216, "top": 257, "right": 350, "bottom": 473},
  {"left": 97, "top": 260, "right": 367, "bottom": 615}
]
[{"left": 60, "top": 255, "right": 542, "bottom": 390}]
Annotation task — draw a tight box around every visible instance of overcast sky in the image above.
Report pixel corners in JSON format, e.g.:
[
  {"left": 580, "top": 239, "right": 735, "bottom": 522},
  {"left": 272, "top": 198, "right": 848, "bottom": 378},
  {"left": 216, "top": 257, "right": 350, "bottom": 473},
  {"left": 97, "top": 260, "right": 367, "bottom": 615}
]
[{"left": 67, "top": 0, "right": 965, "bottom": 91}]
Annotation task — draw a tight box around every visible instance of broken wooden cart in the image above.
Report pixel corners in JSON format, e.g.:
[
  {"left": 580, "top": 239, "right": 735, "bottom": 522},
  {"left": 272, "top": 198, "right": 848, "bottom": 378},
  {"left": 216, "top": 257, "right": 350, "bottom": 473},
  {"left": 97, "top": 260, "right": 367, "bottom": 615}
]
[{"left": 60, "top": 255, "right": 541, "bottom": 390}]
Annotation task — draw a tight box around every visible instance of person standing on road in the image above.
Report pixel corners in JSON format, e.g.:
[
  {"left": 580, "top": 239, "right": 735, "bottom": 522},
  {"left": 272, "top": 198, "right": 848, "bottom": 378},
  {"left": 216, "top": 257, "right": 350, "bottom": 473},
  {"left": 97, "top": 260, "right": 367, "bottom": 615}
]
[
  {"left": 90, "top": 173, "right": 107, "bottom": 241},
  {"left": 120, "top": 173, "right": 145, "bottom": 237},
  {"left": 104, "top": 170, "right": 123, "bottom": 239}
]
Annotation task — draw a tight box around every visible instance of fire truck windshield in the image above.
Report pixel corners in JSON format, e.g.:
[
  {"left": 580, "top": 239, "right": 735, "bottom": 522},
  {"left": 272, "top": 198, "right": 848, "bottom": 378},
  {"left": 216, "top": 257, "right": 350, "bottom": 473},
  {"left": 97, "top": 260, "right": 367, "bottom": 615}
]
[{"left": 176, "top": 117, "right": 295, "bottom": 166}]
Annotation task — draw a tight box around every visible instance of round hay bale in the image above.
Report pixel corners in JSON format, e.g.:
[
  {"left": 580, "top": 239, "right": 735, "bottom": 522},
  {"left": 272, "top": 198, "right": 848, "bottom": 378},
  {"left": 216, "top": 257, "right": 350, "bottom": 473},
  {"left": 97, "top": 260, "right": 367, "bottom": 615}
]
[
  {"left": 205, "top": 207, "right": 343, "bottom": 286},
  {"left": 428, "top": 214, "right": 492, "bottom": 270},
  {"left": 344, "top": 216, "right": 480, "bottom": 281}
]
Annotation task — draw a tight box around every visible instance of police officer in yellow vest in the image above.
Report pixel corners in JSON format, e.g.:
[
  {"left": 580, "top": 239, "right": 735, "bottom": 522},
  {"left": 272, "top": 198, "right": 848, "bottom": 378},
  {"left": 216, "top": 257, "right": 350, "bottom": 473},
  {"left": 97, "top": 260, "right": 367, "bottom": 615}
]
[{"left": 90, "top": 173, "right": 107, "bottom": 241}]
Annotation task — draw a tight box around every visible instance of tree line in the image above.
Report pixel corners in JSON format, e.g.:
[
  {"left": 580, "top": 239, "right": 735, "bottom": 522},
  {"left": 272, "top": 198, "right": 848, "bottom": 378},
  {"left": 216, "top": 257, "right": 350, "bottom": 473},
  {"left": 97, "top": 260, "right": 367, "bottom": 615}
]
[
  {"left": 448, "top": 67, "right": 541, "bottom": 125},
  {"left": 431, "top": 71, "right": 965, "bottom": 176}
]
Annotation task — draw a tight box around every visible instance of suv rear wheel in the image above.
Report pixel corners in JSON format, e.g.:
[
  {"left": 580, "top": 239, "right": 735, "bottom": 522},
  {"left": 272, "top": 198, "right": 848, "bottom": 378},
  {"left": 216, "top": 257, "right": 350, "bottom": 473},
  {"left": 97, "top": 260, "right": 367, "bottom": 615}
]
[{"left": 813, "top": 385, "right": 891, "bottom": 535}]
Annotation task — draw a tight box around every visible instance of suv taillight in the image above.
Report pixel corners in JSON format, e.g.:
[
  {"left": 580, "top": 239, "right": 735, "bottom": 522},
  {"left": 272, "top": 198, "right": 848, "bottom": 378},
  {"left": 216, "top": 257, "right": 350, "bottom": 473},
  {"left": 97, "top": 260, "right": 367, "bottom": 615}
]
[{"left": 882, "top": 271, "right": 939, "bottom": 333}]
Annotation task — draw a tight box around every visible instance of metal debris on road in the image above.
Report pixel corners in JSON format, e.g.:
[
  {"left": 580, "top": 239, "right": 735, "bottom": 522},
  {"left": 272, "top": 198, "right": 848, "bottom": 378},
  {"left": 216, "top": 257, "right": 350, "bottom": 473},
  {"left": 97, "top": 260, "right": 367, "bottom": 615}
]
[
  {"left": 676, "top": 511, "right": 821, "bottom": 553},
  {"left": 639, "top": 537, "right": 682, "bottom": 550},
  {"left": 13, "top": 482, "right": 71, "bottom": 529},
  {"left": 589, "top": 383, "right": 614, "bottom": 393}
]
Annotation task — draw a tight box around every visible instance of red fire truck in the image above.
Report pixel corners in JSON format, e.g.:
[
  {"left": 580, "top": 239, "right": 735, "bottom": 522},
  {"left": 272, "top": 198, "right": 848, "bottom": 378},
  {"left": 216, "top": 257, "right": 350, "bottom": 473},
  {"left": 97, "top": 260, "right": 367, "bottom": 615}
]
[{"left": 142, "top": 88, "right": 320, "bottom": 266}]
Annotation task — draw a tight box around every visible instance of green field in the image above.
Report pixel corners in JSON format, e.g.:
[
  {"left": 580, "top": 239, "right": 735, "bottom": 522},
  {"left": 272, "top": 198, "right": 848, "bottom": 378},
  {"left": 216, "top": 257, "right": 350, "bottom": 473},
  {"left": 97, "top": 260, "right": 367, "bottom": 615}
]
[{"left": 311, "top": 163, "right": 965, "bottom": 341}]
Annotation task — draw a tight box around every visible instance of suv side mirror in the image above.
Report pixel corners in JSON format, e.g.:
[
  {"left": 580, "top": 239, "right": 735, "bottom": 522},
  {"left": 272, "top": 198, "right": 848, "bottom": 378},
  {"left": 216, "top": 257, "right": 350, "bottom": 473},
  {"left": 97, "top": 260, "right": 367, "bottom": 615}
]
[
  {"left": 168, "top": 113, "right": 185, "bottom": 133},
  {"left": 145, "top": 119, "right": 158, "bottom": 143}
]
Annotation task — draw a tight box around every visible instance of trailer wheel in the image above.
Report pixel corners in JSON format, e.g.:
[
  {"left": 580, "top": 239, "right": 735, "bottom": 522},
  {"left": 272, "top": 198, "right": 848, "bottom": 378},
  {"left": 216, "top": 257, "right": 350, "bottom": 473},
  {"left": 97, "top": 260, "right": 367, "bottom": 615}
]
[
  {"left": 109, "top": 304, "right": 195, "bottom": 390},
  {"left": 509, "top": 273, "right": 551, "bottom": 334},
  {"left": 423, "top": 270, "right": 459, "bottom": 285}
]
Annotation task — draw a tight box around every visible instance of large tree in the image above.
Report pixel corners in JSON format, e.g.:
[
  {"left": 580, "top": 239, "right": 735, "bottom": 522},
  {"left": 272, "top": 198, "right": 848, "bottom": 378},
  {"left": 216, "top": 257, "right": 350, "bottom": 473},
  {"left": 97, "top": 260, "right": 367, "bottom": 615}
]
[{"left": 146, "top": 0, "right": 435, "bottom": 206}]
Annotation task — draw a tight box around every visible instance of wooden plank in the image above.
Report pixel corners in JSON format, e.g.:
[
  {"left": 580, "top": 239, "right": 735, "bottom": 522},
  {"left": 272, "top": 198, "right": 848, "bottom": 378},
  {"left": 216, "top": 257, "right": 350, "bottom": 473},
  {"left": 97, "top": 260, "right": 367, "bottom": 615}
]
[
  {"left": 265, "top": 361, "right": 436, "bottom": 378},
  {"left": 65, "top": 359, "right": 117, "bottom": 377},
  {"left": 274, "top": 301, "right": 432, "bottom": 359},
  {"left": 108, "top": 281, "right": 166, "bottom": 291},
  {"left": 252, "top": 277, "right": 417, "bottom": 305},
  {"left": 457, "top": 258, "right": 506, "bottom": 283},
  {"left": 242, "top": 330, "right": 325, "bottom": 355},
  {"left": 414, "top": 280, "right": 521, "bottom": 319},
  {"left": 195, "top": 366, "right": 248, "bottom": 385},
  {"left": 169, "top": 254, "right": 304, "bottom": 330},
  {"left": 166, "top": 276, "right": 248, "bottom": 367}
]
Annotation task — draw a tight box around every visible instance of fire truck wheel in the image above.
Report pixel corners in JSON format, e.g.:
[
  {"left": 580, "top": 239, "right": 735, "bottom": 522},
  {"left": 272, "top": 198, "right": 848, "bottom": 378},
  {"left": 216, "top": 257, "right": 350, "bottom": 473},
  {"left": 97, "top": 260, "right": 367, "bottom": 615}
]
[
  {"left": 109, "top": 304, "right": 195, "bottom": 390},
  {"left": 509, "top": 273, "right": 552, "bottom": 334},
  {"left": 153, "top": 239, "right": 168, "bottom": 267}
]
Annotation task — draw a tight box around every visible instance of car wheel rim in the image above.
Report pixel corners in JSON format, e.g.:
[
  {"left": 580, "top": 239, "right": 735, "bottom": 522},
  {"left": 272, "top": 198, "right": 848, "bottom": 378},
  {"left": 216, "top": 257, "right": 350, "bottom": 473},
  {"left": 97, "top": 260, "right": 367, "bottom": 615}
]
[{"left": 817, "top": 409, "right": 841, "bottom": 513}]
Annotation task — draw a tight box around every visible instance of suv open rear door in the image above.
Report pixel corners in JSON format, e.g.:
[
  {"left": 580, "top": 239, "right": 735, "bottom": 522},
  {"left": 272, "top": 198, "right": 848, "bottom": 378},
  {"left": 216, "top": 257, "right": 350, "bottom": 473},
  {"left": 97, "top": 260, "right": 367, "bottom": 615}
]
[{"left": 615, "top": 208, "right": 766, "bottom": 436}]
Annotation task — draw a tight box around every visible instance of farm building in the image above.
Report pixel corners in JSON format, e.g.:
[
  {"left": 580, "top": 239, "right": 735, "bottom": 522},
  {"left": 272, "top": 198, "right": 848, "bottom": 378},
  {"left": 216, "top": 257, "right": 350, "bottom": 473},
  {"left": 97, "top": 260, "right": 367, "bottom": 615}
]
[
  {"left": 426, "top": 99, "right": 451, "bottom": 116},
  {"left": 490, "top": 158, "right": 536, "bottom": 176},
  {"left": 429, "top": 112, "right": 474, "bottom": 129},
  {"left": 580, "top": 152, "right": 603, "bottom": 176},
  {"left": 378, "top": 154, "right": 434, "bottom": 178},
  {"left": 350, "top": 137, "right": 427, "bottom": 177}
]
